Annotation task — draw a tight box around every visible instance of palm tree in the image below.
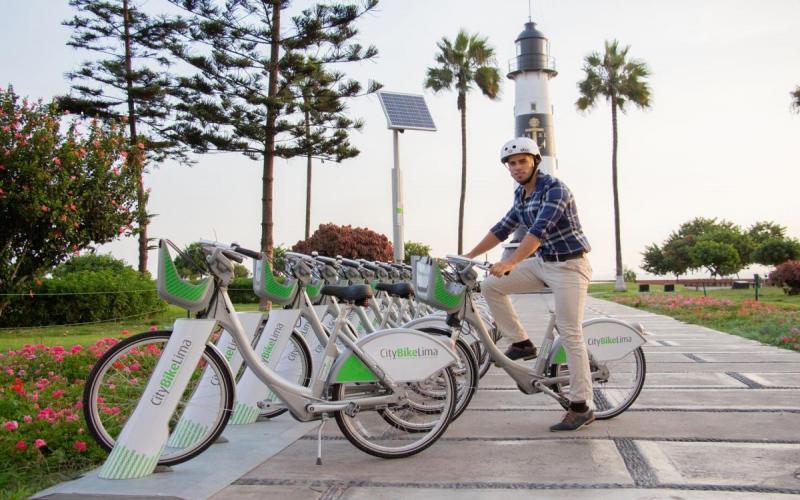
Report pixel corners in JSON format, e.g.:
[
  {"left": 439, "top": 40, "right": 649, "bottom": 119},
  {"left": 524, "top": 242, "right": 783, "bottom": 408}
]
[
  {"left": 792, "top": 86, "right": 800, "bottom": 113},
  {"left": 425, "top": 30, "right": 501, "bottom": 254},
  {"left": 576, "top": 40, "right": 652, "bottom": 292}
]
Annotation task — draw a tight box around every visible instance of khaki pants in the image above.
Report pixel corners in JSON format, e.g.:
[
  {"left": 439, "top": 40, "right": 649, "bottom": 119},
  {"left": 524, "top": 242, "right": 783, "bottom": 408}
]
[{"left": 482, "top": 256, "right": 593, "bottom": 404}]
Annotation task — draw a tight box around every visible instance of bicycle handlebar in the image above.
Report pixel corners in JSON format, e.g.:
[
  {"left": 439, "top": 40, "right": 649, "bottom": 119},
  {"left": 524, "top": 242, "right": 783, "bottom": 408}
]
[{"left": 445, "top": 254, "right": 491, "bottom": 271}]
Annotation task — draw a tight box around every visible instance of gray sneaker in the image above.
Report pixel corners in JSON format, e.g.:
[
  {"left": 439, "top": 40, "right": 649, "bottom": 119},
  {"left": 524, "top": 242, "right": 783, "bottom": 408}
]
[{"left": 549, "top": 409, "right": 595, "bottom": 431}]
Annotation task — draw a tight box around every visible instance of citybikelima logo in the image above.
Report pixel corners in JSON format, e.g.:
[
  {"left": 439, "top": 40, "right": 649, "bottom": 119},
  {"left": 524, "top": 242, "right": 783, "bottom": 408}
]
[
  {"left": 150, "top": 339, "right": 192, "bottom": 406},
  {"left": 380, "top": 346, "right": 439, "bottom": 359},
  {"left": 588, "top": 335, "right": 632, "bottom": 347},
  {"left": 260, "top": 323, "right": 284, "bottom": 361}
]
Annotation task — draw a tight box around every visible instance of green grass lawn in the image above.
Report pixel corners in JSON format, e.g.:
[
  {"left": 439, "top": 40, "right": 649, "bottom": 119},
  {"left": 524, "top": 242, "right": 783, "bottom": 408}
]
[
  {"left": 0, "top": 303, "right": 264, "bottom": 351},
  {"left": 588, "top": 282, "right": 800, "bottom": 351}
]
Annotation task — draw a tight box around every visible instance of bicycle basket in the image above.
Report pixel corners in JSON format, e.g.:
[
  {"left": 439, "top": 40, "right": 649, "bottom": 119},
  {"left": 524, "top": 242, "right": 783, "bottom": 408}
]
[
  {"left": 156, "top": 240, "right": 214, "bottom": 312},
  {"left": 253, "top": 256, "right": 298, "bottom": 305},
  {"left": 305, "top": 277, "right": 324, "bottom": 301},
  {"left": 411, "top": 256, "right": 465, "bottom": 313}
]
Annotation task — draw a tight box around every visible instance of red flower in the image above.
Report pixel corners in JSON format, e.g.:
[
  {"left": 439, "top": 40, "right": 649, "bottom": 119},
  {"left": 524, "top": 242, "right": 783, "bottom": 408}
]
[
  {"left": 15, "top": 440, "right": 26, "bottom": 450},
  {"left": 73, "top": 440, "right": 87, "bottom": 452}
]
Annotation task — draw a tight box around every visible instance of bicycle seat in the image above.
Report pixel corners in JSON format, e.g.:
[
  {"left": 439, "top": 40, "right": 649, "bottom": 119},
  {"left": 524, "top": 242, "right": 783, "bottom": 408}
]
[
  {"left": 320, "top": 284, "right": 373, "bottom": 306},
  {"left": 375, "top": 282, "right": 413, "bottom": 299}
]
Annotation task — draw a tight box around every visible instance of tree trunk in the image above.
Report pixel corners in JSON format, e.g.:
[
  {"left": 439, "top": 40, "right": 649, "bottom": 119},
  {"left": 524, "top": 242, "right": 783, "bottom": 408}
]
[
  {"left": 260, "top": 0, "right": 281, "bottom": 310},
  {"left": 611, "top": 97, "right": 625, "bottom": 292},
  {"left": 122, "top": 0, "right": 147, "bottom": 274},
  {"left": 457, "top": 95, "right": 467, "bottom": 255},
  {"left": 304, "top": 107, "right": 312, "bottom": 240}
]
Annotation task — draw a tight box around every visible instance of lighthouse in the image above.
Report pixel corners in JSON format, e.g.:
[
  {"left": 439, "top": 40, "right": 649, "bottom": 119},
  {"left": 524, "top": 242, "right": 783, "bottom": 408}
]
[{"left": 507, "top": 20, "right": 557, "bottom": 175}]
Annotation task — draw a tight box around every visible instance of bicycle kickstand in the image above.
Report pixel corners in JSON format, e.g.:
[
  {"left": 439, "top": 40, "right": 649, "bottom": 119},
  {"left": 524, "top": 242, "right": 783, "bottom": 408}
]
[{"left": 316, "top": 415, "right": 328, "bottom": 465}]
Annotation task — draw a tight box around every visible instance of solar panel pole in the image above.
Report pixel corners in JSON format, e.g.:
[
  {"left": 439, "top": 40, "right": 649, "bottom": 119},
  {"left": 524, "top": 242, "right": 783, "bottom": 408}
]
[{"left": 391, "top": 129, "right": 404, "bottom": 263}]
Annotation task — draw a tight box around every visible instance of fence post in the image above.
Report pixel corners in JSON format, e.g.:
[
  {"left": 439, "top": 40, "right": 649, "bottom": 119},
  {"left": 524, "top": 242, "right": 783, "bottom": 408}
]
[{"left": 754, "top": 274, "right": 760, "bottom": 301}]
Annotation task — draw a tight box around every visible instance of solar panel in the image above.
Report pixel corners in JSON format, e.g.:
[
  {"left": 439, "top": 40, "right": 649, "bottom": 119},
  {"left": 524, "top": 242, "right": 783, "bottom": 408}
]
[{"left": 377, "top": 91, "right": 436, "bottom": 131}]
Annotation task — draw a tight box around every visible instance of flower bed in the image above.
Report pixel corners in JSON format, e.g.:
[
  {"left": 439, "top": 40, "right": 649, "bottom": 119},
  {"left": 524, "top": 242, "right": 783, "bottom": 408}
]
[
  {"left": 0, "top": 339, "right": 121, "bottom": 496},
  {"left": 614, "top": 294, "right": 800, "bottom": 351}
]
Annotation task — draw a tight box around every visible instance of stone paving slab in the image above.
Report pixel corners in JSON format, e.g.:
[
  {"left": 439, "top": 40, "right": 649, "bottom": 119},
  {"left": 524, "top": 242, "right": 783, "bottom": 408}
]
[{"left": 636, "top": 441, "right": 800, "bottom": 488}]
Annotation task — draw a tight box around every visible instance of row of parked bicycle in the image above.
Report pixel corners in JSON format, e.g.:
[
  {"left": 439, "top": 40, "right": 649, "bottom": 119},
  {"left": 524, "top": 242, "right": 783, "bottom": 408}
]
[{"left": 84, "top": 239, "right": 647, "bottom": 479}]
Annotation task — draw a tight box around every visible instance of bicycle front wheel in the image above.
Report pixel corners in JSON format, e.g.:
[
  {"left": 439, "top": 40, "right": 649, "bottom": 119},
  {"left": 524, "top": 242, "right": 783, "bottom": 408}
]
[
  {"left": 549, "top": 347, "right": 646, "bottom": 419},
  {"left": 83, "top": 331, "right": 235, "bottom": 466},
  {"left": 332, "top": 367, "right": 457, "bottom": 459}
]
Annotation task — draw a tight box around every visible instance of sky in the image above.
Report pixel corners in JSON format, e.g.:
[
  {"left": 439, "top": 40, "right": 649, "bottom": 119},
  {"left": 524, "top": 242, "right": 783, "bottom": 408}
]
[{"left": 2, "top": 0, "right": 799, "bottom": 280}]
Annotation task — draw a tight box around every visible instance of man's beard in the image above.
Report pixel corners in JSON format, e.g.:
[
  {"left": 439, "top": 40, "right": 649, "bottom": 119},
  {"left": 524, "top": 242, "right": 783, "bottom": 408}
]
[{"left": 518, "top": 167, "right": 537, "bottom": 185}]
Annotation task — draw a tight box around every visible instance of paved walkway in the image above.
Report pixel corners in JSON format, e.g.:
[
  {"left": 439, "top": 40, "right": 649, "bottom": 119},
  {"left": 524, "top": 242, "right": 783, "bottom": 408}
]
[{"left": 37, "top": 295, "right": 800, "bottom": 499}]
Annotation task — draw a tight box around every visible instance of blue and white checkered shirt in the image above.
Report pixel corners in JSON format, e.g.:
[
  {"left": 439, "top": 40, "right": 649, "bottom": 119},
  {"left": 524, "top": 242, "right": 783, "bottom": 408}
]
[{"left": 490, "top": 173, "right": 591, "bottom": 257}]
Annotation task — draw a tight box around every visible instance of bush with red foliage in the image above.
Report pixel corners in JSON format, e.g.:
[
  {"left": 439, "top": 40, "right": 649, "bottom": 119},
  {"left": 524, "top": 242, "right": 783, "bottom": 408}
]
[
  {"left": 769, "top": 260, "right": 800, "bottom": 295},
  {"left": 292, "top": 224, "right": 393, "bottom": 261}
]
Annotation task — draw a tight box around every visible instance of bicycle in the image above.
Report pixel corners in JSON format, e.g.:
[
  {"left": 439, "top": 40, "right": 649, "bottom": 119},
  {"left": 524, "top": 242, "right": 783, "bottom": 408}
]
[
  {"left": 85, "top": 240, "right": 460, "bottom": 478},
  {"left": 411, "top": 255, "right": 648, "bottom": 420}
]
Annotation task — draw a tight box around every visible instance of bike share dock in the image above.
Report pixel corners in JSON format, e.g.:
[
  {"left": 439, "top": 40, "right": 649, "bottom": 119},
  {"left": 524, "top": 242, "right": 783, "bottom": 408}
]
[{"left": 36, "top": 295, "right": 800, "bottom": 499}]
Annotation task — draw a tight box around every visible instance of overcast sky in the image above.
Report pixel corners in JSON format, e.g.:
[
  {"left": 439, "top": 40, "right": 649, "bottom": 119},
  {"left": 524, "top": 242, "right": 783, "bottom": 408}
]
[{"left": 3, "top": 0, "right": 799, "bottom": 280}]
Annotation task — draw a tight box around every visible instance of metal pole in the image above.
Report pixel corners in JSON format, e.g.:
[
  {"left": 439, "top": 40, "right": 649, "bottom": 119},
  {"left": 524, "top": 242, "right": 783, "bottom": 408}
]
[{"left": 391, "top": 129, "right": 404, "bottom": 263}]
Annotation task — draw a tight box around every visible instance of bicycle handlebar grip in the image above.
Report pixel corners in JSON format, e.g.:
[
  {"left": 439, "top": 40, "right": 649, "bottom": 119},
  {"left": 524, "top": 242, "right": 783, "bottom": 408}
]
[
  {"left": 222, "top": 250, "right": 244, "bottom": 263},
  {"left": 231, "top": 244, "right": 261, "bottom": 260},
  {"left": 339, "top": 257, "right": 361, "bottom": 268}
]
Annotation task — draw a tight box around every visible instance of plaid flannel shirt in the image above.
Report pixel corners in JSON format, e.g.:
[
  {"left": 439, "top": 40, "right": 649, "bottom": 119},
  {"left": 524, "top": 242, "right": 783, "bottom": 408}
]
[{"left": 490, "top": 172, "right": 591, "bottom": 257}]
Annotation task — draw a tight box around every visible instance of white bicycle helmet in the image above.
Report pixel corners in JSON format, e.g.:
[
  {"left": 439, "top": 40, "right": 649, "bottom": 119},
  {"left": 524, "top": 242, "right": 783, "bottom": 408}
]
[{"left": 500, "top": 137, "right": 541, "bottom": 164}]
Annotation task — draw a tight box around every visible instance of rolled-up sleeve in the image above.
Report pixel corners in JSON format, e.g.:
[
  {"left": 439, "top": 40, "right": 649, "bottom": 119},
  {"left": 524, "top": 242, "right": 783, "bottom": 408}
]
[
  {"left": 490, "top": 207, "right": 519, "bottom": 241},
  {"left": 528, "top": 184, "right": 570, "bottom": 240}
]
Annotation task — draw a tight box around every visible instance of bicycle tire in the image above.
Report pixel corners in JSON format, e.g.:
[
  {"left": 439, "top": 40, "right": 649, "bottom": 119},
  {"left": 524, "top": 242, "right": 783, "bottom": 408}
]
[
  {"left": 83, "top": 330, "right": 235, "bottom": 466},
  {"left": 417, "top": 328, "right": 478, "bottom": 422},
  {"left": 258, "top": 331, "right": 313, "bottom": 419},
  {"left": 331, "top": 366, "right": 457, "bottom": 459},
  {"left": 549, "top": 346, "right": 646, "bottom": 420}
]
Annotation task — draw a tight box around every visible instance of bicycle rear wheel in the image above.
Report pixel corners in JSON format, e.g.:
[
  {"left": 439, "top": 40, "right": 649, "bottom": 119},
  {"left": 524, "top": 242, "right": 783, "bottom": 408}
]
[
  {"left": 83, "top": 331, "right": 235, "bottom": 466},
  {"left": 331, "top": 367, "right": 457, "bottom": 459},
  {"left": 549, "top": 347, "right": 646, "bottom": 419}
]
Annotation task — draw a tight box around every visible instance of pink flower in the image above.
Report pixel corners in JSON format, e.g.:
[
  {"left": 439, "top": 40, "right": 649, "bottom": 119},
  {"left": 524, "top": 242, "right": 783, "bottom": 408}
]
[
  {"left": 70, "top": 345, "right": 82, "bottom": 354},
  {"left": 52, "top": 390, "right": 64, "bottom": 399},
  {"left": 34, "top": 438, "right": 46, "bottom": 449},
  {"left": 4, "top": 420, "right": 19, "bottom": 431},
  {"left": 121, "top": 329, "right": 130, "bottom": 336},
  {"left": 149, "top": 326, "right": 158, "bottom": 332},
  {"left": 15, "top": 440, "right": 26, "bottom": 450},
  {"left": 137, "top": 142, "right": 145, "bottom": 149},
  {"left": 23, "top": 415, "right": 32, "bottom": 423},
  {"left": 53, "top": 157, "right": 61, "bottom": 167},
  {"left": 40, "top": 205, "right": 49, "bottom": 213},
  {"left": 73, "top": 440, "right": 87, "bottom": 452}
]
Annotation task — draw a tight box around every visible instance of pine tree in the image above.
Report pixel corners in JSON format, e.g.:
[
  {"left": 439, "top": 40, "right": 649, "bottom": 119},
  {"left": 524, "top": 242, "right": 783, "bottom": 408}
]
[
  {"left": 61, "top": 0, "right": 189, "bottom": 274},
  {"left": 278, "top": 55, "right": 381, "bottom": 238},
  {"left": 166, "top": 0, "right": 379, "bottom": 271}
]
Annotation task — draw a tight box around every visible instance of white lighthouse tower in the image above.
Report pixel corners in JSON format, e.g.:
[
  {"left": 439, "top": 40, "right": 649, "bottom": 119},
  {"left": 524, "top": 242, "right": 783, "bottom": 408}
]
[{"left": 507, "top": 20, "right": 557, "bottom": 175}]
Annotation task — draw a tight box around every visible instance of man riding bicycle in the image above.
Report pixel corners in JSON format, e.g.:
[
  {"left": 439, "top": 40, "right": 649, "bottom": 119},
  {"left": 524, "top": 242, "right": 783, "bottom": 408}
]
[{"left": 463, "top": 137, "right": 595, "bottom": 431}]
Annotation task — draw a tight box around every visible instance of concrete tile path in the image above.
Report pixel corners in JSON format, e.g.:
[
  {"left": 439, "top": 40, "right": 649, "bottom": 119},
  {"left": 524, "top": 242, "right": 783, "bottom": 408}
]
[{"left": 37, "top": 295, "right": 800, "bottom": 499}]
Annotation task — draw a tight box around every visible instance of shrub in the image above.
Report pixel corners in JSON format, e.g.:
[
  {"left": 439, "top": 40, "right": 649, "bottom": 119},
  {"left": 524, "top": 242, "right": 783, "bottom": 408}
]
[
  {"left": 0, "top": 86, "right": 139, "bottom": 318},
  {"left": 227, "top": 277, "right": 258, "bottom": 304},
  {"left": 52, "top": 254, "right": 128, "bottom": 277},
  {"left": 0, "top": 261, "right": 164, "bottom": 328},
  {"left": 623, "top": 267, "right": 637, "bottom": 282},
  {"left": 769, "top": 260, "right": 800, "bottom": 295},
  {"left": 292, "top": 223, "right": 393, "bottom": 261}
]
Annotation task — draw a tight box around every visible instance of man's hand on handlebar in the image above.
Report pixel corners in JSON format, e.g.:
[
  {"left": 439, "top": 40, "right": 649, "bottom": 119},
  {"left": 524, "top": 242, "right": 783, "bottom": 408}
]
[{"left": 488, "top": 260, "right": 514, "bottom": 277}]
